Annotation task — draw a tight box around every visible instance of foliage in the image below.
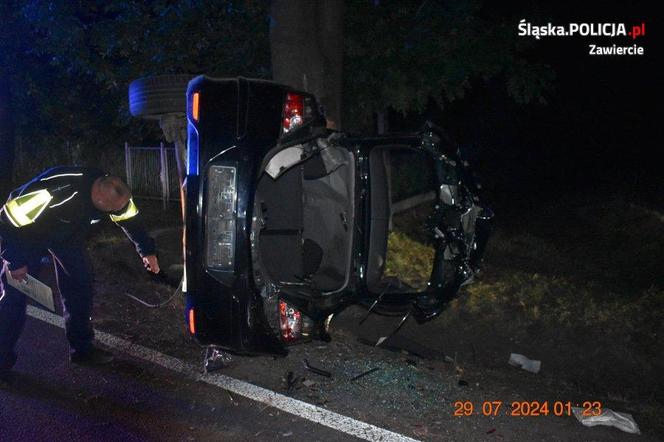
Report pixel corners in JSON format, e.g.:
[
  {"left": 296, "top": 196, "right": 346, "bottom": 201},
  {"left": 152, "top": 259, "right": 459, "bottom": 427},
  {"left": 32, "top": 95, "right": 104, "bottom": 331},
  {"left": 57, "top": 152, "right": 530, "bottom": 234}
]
[
  {"left": 344, "top": 0, "right": 554, "bottom": 130},
  {"left": 384, "top": 231, "right": 434, "bottom": 290},
  {"left": 2, "top": 0, "right": 556, "bottom": 178},
  {"left": 7, "top": 0, "right": 271, "bottom": 176}
]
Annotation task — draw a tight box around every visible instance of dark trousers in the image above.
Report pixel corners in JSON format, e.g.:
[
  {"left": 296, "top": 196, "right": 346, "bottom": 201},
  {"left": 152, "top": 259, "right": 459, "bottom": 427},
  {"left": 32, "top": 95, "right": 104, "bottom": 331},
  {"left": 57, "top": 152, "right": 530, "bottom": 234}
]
[{"left": 0, "top": 245, "right": 94, "bottom": 368}]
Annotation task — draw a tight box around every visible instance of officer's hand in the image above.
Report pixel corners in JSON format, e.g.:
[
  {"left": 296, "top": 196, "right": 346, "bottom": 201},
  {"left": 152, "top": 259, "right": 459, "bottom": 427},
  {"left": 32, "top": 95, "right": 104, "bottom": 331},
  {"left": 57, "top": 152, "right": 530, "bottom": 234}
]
[
  {"left": 9, "top": 265, "right": 28, "bottom": 282},
  {"left": 142, "top": 255, "right": 160, "bottom": 274}
]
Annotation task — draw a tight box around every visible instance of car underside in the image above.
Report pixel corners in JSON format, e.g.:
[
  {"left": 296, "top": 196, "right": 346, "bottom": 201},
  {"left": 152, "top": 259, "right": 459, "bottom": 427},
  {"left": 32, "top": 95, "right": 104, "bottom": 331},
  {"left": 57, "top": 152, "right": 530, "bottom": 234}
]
[{"left": 182, "top": 76, "right": 492, "bottom": 354}]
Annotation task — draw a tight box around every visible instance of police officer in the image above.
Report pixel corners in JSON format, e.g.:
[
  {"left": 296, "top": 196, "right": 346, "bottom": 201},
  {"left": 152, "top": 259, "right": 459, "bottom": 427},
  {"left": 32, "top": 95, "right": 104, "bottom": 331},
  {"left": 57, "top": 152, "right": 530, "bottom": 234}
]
[{"left": 0, "top": 166, "right": 160, "bottom": 382}]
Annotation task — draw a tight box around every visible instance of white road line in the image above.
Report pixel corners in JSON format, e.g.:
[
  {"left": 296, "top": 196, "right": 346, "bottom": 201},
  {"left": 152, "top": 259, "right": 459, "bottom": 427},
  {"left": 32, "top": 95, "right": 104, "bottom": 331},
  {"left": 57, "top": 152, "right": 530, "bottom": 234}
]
[{"left": 26, "top": 305, "right": 418, "bottom": 442}]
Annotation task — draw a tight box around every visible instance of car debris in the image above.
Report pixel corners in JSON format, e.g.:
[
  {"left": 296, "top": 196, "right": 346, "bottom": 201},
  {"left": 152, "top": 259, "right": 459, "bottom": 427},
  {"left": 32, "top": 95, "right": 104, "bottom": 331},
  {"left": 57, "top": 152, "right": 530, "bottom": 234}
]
[
  {"left": 375, "top": 312, "right": 411, "bottom": 347},
  {"left": 284, "top": 371, "right": 301, "bottom": 394},
  {"left": 508, "top": 353, "right": 541, "bottom": 374},
  {"left": 203, "top": 346, "right": 232, "bottom": 373},
  {"left": 303, "top": 359, "right": 332, "bottom": 378},
  {"left": 350, "top": 367, "right": 381, "bottom": 382},
  {"left": 571, "top": 407, "right": 640, "bottom": 434}
]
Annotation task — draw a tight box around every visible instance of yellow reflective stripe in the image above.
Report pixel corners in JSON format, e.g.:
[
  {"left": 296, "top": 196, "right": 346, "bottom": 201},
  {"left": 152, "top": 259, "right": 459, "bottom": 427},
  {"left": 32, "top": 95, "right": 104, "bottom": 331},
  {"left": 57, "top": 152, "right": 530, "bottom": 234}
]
[
  {"left": 3, "top": 207, "right": 20, "bottom": 227},
  {"left": 3, "top": 189, "right": 53, "bottom": 227},
  {"left": 109, "top": 198, "right": 139, "bottom": 222}
]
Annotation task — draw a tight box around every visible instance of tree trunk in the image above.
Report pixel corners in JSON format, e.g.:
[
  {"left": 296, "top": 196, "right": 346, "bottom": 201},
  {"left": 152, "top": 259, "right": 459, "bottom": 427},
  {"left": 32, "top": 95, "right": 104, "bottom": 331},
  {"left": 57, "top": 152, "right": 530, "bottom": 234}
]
[{"left": 270, "top": 0, "right": 344, "bottom": 130}]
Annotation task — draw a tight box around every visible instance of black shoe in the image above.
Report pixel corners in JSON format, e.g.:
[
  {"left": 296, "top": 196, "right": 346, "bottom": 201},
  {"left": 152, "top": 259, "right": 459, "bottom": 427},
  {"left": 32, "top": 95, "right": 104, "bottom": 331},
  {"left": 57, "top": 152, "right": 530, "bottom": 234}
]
[{"left": 70, "top": 346, "right": 115, "bottom": 366}]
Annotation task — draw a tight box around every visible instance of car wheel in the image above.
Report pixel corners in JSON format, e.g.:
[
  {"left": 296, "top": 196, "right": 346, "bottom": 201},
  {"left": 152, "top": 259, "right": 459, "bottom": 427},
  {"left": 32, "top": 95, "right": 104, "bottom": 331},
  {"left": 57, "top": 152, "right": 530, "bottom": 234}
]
[{"left": 129, "top": 74, "right": 194, "bottom": 119}]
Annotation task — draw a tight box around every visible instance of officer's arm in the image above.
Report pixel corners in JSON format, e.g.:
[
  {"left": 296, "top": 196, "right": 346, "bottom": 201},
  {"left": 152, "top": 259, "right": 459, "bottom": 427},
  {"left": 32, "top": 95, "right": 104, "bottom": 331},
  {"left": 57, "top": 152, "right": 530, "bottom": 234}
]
[{"left": 109, "top": 198, "right": 157, "bottom": 263}]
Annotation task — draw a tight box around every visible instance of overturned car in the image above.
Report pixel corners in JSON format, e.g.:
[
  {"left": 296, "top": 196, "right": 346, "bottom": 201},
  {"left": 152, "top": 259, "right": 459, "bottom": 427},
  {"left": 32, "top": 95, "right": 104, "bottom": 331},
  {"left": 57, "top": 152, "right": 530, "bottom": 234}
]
[{"left": 180, "top": 76, "right": 492, "bottom": 355}]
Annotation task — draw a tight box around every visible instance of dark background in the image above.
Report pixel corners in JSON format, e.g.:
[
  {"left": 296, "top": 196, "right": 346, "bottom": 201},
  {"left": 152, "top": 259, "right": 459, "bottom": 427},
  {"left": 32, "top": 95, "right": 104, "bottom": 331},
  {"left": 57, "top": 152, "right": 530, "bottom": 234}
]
[{"left": 392, "top": 1, "right": 655, "bottom": 211}]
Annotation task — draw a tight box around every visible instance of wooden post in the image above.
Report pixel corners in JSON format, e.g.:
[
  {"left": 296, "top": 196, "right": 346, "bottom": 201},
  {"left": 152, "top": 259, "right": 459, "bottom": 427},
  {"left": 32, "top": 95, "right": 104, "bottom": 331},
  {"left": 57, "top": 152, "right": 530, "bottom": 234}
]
[
  {"left": 163, "top": 143, "right": 171, "bottom": 203},
  {"left": 384, "top": 149, "right": 393, "bottom": 230},
  {"left": 124, "top": 142, "right": 133, "bottom": 189},
  {"left": 159, "top": 142, "right": 169, "bottom": 210}
]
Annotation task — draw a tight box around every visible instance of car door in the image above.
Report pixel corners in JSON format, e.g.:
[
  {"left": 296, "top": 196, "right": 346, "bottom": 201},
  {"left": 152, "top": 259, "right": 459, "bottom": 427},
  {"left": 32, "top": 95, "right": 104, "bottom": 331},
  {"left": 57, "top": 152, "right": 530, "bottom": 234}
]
[{"left": 360, "top": 126, "right": 492, "bottom": 322}]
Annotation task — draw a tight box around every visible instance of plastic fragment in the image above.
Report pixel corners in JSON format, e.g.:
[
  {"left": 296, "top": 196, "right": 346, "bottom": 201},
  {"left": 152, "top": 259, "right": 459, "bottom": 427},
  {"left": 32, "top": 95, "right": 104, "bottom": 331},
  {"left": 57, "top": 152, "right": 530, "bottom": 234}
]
[
  {"left": 203, "top": 346, "right": 232, "bottom": 372},
  {"left": 303, "top": 359, "right": 332, "bottom": 377},
  {"left": 572, "top": 407, "right": 640, "bottom": 434},
  {"left": 350, "top": 367, "right": 380, "bottom": 382},
  {"left": 508, "top": 353, "right": 541, "bottom": 373}
]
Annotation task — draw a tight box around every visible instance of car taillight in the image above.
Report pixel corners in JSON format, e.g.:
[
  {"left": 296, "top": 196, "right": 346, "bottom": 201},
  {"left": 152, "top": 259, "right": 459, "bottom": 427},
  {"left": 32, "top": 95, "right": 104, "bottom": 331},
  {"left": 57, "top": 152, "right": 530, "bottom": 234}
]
[
  {"left": 192, "top": 92, "right": 200, "bottom": 122},
  {"left": 279, "top": 299, "right": 303, "bottom": 342},
  {"left": 205, "top": 165, "right": 237, "bottom": 270},
  {"left": 283, "top": 93, "right": 303, "bottom": 132},
  {"left": 282, "top": 92, "right": 315, "bottom": 133},
  {"left": 188, "top": 308, "right": 196, "bottom": 334}
]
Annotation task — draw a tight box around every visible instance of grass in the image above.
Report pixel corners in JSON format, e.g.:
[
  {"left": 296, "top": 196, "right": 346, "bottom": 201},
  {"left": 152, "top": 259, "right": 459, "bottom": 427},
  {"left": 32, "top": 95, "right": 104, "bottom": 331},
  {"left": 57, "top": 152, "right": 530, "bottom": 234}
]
[{"left": 384, "top": 231, "right": 435, "bottom": 290}]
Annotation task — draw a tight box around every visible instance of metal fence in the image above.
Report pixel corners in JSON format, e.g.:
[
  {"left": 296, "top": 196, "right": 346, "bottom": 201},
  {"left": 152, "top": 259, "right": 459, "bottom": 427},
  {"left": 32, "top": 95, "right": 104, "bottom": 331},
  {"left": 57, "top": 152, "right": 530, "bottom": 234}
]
[{"left": 124, "top": 142, "right": 181, "bottom": 207}]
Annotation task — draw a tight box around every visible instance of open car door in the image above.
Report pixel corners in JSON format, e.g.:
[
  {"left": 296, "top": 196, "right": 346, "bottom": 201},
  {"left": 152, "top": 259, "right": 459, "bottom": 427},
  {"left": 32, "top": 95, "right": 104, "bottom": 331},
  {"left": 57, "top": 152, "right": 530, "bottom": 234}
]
[{"left": 362, "top": 124, "right": 493, "bottom": 322}]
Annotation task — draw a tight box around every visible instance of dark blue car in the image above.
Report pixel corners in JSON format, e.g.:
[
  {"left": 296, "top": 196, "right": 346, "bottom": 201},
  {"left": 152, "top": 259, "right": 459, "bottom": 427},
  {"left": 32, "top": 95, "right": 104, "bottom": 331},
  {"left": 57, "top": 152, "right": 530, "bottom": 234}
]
[{"left": 171, "top": 76, "right": 492, "bottom": 355}]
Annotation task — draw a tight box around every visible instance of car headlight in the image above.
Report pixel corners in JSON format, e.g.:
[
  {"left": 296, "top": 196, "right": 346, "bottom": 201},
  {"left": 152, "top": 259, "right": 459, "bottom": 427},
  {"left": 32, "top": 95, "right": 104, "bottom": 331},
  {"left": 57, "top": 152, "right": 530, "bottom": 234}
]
[{"left": 205, "top": 165, "right": 237, "bottom": 270}]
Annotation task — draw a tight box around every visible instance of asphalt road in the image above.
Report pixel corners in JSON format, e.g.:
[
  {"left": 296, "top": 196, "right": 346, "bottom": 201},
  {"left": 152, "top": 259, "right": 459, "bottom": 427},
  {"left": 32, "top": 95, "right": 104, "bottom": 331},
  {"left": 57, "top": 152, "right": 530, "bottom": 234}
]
[{"left": 0, "top": 314, "right": 359, "bottom": 442}]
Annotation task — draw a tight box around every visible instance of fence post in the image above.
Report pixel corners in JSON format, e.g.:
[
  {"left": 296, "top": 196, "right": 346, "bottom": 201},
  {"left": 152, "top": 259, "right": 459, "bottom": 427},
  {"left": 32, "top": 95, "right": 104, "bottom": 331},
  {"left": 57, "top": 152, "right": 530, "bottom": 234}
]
[
  {"left": 124, "top": 142, "right": 133, "bottom": 189},
  {"left": 164, "top": 144, "right": 171, "bottom": 204},
  {"left": 159, "top": 142, "right": 169, "bottom": 210}
]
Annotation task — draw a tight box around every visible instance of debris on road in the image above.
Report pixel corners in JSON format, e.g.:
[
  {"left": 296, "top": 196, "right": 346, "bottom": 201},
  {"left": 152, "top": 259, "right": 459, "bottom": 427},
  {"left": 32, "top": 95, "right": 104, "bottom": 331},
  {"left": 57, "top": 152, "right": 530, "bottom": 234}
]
[
  {"left": 572, "top": 407, "right": 640, "bottom": 434},
  {"left": 508, "top": 353, "right": 541, "bottom": 374},
  {"left": 284, "top": 371, "right": 301, "bottom": 394},
  {"left": 458, "top": 379, "right": 469, "bottom": 387},
  {"left": 376, "top": 336, "right": 388, "bottom": 346},
  {"left": 302, "top": 379, "right": 316, "bottom": 388},
  {"left": 203, "top": 346, "right": 232, "bottom": 372},
  {"left": 303, "top": 359, "right": 332, "bottom": 377},
  {"left": 350, "top": 367, "right": 380, "bottom": 382}
]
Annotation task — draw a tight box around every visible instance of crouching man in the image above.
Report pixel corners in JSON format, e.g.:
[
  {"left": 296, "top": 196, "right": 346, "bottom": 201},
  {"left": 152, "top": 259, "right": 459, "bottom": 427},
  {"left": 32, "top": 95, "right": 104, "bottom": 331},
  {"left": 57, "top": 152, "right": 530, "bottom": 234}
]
[{"left": 0, "top": 166, "right": 160, "bottom": 382}]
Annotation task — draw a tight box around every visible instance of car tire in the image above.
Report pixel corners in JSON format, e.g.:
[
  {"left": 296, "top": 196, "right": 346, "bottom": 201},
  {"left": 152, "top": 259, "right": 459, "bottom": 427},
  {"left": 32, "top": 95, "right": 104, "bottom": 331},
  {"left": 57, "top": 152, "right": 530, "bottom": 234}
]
[{"left": 129, "top": 74, "right": 194, "bottom": 119}]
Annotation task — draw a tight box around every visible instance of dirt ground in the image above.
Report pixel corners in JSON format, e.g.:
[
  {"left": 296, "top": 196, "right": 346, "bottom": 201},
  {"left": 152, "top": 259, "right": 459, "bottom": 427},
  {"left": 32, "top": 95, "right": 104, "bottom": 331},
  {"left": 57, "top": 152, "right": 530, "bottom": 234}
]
[{"left": 75, "top": 197, "right": 663, "bottom": 441}]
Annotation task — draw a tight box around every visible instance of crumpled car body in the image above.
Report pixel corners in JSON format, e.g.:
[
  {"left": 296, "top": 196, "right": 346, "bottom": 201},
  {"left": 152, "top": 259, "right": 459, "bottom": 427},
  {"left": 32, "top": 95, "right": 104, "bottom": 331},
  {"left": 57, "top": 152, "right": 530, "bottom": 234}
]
[{"left": 183, "top": 76, "right": 492, "bottom": 355}]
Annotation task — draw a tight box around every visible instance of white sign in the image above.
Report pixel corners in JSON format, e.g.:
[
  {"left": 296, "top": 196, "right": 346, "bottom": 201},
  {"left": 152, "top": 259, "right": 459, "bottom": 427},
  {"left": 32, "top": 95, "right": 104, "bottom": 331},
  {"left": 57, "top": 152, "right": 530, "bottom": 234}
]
[{"left": 5, "top": 271, "right": 55, "bottom": 312}]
